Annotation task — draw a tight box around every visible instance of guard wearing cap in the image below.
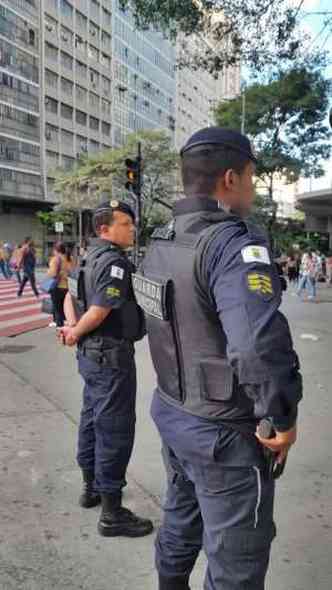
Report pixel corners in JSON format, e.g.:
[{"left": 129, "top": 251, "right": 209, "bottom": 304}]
[
  {"left": 60, "top": 197, "right": 153, "bottom": 538},
  {"left": 135, "top": 127, "right": 302, "bottom": 588}
]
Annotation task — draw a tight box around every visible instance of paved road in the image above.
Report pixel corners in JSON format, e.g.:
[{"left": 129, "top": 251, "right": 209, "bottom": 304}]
[
  {"left": 0, "top": 287, "right": 332, "bottom": 589},
  {"left": 0, "top": 279, "right": 50, "bottom": 337}
]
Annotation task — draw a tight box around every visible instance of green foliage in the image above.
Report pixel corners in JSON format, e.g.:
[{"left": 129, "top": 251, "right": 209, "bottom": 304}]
[
  {"left": 215, "top": 64, "right": 332, "bottom": 188},
  {"left": 36, "top": 210, "right": 74, "bottom": 229},
  {"left": 119, "top": 0, "right": 309, "bottom": 73},
  {"left": 53, "top": 130, "right": 179, "bottom": 233}
]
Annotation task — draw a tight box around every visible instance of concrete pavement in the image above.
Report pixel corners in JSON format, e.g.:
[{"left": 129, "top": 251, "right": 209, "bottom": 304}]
[{"left": 0, "top": 286, "right": 332, "bottom": 589}]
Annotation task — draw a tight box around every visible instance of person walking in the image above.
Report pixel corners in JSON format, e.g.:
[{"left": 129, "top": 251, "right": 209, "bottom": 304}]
[
  {"left": 136, "top": 127, "right": 302, "bottom": 590},
  {"left": 10, "top": 244, "right": 22, "bottom": 285},
  {"left": 326, "top": 251, "right": 332, "bottom": 285},
  {"left": 59, "top": 199, "right": 153, "bottom": 539},
  {"left": 17, "top": 237, "right": 39, "bottom": 297},
  {"left": 287, "top": 253, "right": 298, "bottom": 285},
  {"left": 0, "top": 242, "right": 9, "bottom": 279},
  {"left": 47, "top": 242, "right": 74, "bottom": 328},
  {"left": 3, "top": 242, "right": 13, "bottom": 278},
  {"left": 297, "top": 251, "right": 317, "bottom": 300}
]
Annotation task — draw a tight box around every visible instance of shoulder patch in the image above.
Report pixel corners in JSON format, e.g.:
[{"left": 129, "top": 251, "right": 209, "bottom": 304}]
[
  {"left": 242, "top": 245, "right": 270, "bottom": 265},
  {"left": 247, "top": 272, "right": 273, "bottom": 296},
  {"left": 111, "top": 265, "right": 124, "bottom": 280}
]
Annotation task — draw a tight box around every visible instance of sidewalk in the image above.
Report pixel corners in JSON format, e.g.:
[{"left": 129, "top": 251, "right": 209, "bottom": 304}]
[{"left": 0, "top": 288, "right": 332, "bottom": 589}]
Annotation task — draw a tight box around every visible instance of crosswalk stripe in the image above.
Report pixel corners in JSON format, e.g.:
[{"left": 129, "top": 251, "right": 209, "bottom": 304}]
[{"left": 0, "top": 279, "right": 51, "bottom": 337}]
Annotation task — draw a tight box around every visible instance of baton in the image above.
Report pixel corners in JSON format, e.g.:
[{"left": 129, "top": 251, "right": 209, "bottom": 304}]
[{"left": 257, "top": 419, "right": 287, "bottom": 479}]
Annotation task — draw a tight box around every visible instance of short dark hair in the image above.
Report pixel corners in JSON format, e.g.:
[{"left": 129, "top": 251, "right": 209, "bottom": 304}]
[
  {"left": 181, "top": 145, "right": 250, "bottom": 197},
  {"left": 93, "top": 210, "right": 114, "bottom": 235}
]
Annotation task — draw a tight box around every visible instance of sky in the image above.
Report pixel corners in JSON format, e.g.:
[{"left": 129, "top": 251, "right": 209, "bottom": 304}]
[{"left": 296, "top": 0, "right": 332, "bottom": 191}]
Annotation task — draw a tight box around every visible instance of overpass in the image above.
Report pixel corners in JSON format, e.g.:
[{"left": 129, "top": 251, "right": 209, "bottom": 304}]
[{"left": 296, "top": 187, "right": 332, "bottom": 249}]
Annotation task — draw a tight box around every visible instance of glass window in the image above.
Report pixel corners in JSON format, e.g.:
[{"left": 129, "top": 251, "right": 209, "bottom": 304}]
[
  {"left": 45, "top": 42, "right": 58, "bottom": 63},
  {"left": 45, "top": 15, "right": 58, "bottom": 36},
  {"left": 60, "top": 0, "right": 73, "bottom": 19},
  {"left": 45, "top": 69, "right": 58, "bottom": 89},
  {"left": 76, "top": 85, "right": 87, "bottom": 104},
  {"left": 90, "top": 0, "right": 100, "bottom": 23},
  {"left": 101, "top": 99, "right": 111, "bottom": 117},
  {"left": 61, "top": 103, "right": 73, "bottom": 120},
  {"left": 61, "top": 77, "right": 73, "bottom": 97},
  {"left": 88, "top": 45, "right": 99, "bottom": 62},
  {"left": 76, "top": 109, "right": 87, "bottom": 126},
  {"left": 76, "top": 60, "right": 87, "bottom": 78},
  {"left": 102, "top": 76, "right": 111, "bottom": 95},
  {"left": 61, "top": 51, "right": 73, "bottom": 71},
  {"left": 76, "top": 12, "right": 87, "bottom": 34},
  {"left": 102, "top": 8, "right": 111, "bottom": 28},
  {"left": 89, "top": 69, "right": 99, "bottom": 88},
  {"left": 61, "top": 129, "right": 73, "bottom": 147},
  {"left": 89, "top": 22, "right": 99, "bottom": 39},
  {"left": 60, "top": 26, "right": 73, "bottom": 47},
  {"left": 102, "top": 121, "right": 110, "bottom": 136},
  {"left": 100, "top": 53, "right": 110, "bottom": 69},
  {"left": 75, "top": 34, "right": 86, "bottom": 54},
  {"left": 89, "top": 140, "right": 100, "bottom": 153},
  {"left": 62, "top": 155, "right": 75, "bottom": 170},
  {"left": 45, "top": 96, "right": 58, "bottom": 114},
  {"left": 89, "top": 116, "right": 99, "bottom": 131},
  {"left": 89, "top": 92, "right": 99, "bottom": 109}
]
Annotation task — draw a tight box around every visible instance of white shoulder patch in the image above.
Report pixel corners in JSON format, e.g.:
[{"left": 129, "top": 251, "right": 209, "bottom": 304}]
[
  {"left": 241, "top": 245, "right": 271, "bottom": 265},
  {"left": 111, "top": 265, "right": 124, "bottom": 280}
]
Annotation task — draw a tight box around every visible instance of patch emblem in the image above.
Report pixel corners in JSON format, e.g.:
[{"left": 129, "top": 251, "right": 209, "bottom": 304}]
[
  {"left": 111, "top": 265, "right": 124, "bottom": 280},
  {"left": 106, "top": 287, "right": 121, "bottom": 297},
  {"left": 110, "top": 200, "right": 119, "bottom": 208},
  {"left": 242, "top": 245, "right": 270, "bottom": 265},
  {"left": 247, "top": 273, "right": 273, "bottom": 296}
]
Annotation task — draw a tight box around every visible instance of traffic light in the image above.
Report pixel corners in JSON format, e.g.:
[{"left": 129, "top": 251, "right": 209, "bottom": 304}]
[
  {"left": 329, "top": 108, "right": 332, "bottom": 129},
  {"left": 125, "top": 157, "right": 141, "bottom": 196}
]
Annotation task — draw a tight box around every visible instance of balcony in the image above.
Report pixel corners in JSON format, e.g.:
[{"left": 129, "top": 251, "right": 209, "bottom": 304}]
[
  {"left": 1, "top": 119, "right": 40, "bottom": 144},
  {"left": 4, "top": 0, "right": 39, "bottom": 23},
  {"left": 0, "top": 177, "right": 43, "bottom": 201}
]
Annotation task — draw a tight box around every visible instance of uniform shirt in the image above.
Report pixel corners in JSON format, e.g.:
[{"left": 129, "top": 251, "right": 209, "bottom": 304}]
[{"left": 205, "top": 219, "right": 302, "bottom": 432}]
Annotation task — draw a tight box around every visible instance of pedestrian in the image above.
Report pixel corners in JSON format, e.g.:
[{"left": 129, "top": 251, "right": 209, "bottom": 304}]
[
  {"left": 287, "top": 253, "right": 298, "bottom": 284},
  {"left": 58, "top": 198, "right": 153, "bottom": 538},
  {"left": 0, "top": 242, "right": 9, "bottom": 279},
  {"left": 10, "top": 244, "right": 22, "bottom": 285},
  {"left": 297, "top": 251, "right": 317, "bottom": 300},
  {"left": 136, "top": 127, "right": 302, "bottom": 590},
  {"left": 3, "top": 242, "right": 13, "bottom": 278},
  {"left": 17, "top": 237, "right": 39, "bottom": 298},
  {"left": 47, "top": 242, "right": 74, "bottom": 328},
  {"left": 326, "top": 251, "right": 332, "bottom": 285}
]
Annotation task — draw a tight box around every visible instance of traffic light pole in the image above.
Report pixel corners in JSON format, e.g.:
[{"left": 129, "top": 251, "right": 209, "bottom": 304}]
[{"left": 134, "top": 141, "right": 142, "bottom": 267}]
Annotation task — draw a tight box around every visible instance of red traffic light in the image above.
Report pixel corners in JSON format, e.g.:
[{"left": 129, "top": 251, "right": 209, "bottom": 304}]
[{"left": 125, "top": 158, "right": 140, "bottom": 193}]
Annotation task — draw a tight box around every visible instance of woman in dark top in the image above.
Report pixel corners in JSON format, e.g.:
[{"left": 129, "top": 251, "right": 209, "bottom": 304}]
[{"left": 17, "top": 237, "right": 39, "bottom": 297}]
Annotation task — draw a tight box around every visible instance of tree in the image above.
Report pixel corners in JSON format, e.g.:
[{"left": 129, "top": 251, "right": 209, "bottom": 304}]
[
  {"left": 119, "top": 0, "right": 308, "bottom": 74},
  {"left": 53, "top": 130, "right": 179, "bottom": 243},
  {"left": 214, "top": 63, "right": 332, "bottom": 236}
]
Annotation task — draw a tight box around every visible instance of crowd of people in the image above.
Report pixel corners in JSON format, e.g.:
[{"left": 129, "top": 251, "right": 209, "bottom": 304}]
[{"left": 278, "top": 249, "right": 332, "bottom": 302}]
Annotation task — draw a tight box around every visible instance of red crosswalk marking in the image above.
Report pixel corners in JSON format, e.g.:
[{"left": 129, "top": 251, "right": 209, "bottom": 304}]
[{"left": 0, "top": 279, "right": 51, "bottom": 337}]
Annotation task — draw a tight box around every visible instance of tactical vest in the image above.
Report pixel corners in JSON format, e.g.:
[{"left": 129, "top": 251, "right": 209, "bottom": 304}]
[
  {"left": 68, "top": 241, "right": 145, "bottom": 349},
  {"left": 135, "top": 198, "right": 254, "bottom": 422}
]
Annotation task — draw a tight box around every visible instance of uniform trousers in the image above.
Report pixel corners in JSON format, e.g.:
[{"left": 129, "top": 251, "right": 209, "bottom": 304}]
[
  {"left": 152, "top": 393, "right": 276, "bottom": 590},
  {"left": 77, "top": 350, "right": 136, "bottom": 494}
]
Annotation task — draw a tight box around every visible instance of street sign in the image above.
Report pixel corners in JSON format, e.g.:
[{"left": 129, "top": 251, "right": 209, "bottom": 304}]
[{"left": 55, "top": 221, "right": 64, "bottom": 233}]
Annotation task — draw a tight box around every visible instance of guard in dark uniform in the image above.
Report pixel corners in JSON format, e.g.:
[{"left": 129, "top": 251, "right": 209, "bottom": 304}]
[
  {"left": 60, "top": 198, "right": 153, "bottom": 538},
  {"left": 134, "top": 128, "right": 302, "bottom": 588}
]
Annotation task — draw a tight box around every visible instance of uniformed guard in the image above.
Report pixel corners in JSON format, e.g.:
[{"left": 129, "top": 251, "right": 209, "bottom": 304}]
[
  {"left": 59, "top": 198, "right": 153, "bottom": 538},
  {"left": 135, "top": 128, "right": 303, "bottom": 588}
]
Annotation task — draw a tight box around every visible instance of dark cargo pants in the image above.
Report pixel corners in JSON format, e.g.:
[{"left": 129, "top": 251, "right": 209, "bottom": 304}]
[
  {"left": 77, "top": 350, "right": 136, "bottom": 494},
  {"left": 152, "top": 397, "right": 276, "bottom": 590}
]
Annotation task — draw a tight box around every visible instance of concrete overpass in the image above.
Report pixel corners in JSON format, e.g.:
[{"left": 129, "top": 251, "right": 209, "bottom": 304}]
[{"left": 297, "top": 187, "right": 332, "bottom": 249}]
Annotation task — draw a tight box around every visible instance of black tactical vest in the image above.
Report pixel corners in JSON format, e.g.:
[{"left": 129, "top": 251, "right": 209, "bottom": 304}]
[
  {"left": 135, "top": 198, "right": 254, "bottom": 422},
  {"left": 68, "top": 240, "right": 145, "bottom": 348}
]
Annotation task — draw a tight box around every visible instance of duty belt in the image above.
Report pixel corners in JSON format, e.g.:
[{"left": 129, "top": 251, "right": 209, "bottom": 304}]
[{"left": 78, "top": 341, "right": 134, "bottom": 366}]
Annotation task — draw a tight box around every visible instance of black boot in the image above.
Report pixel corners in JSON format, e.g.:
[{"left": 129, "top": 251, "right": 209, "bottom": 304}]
[
  {"left": 159, "top": 574, "right": 191, "bottom": 590},
  {"left": 98, "top": 493, "right": 154, "bottom": 538},
  {"left": 79, "top": 470, "right": 101, "bottom": 509}
]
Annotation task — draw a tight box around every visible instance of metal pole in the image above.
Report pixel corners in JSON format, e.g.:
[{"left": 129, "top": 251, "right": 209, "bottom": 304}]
[
  {"left": 134, "top": 141, "right": 142, "bottom": 267},
  {"left": 241, "top": 89, "right": 246, "bottom": 135}
]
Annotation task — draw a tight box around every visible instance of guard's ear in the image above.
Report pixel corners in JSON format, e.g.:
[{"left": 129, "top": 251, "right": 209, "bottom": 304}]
[{"left": 224, "top": 168, "right": 237, "bottom": 191}]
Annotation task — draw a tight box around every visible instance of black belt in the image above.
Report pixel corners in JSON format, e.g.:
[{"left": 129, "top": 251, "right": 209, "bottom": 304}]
[{"left": 78, "top": 341, "right": 134, "bottom": 366}]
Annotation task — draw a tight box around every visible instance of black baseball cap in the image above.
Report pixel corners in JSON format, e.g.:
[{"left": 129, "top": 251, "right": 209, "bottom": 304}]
[
  {"left": 180, "top": 127, "right": 257, "bottom": 164},
  {"left": 94, "top": 199, "right": 135, "bottom": 223}
]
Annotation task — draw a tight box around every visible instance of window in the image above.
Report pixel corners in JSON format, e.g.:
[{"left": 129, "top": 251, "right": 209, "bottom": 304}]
[
  {"left": 88, "top": 45, "right": 99, "bottom": 62},
  {"left": 101, "top": 99, "right": 111, "bottom": 117},
  {"left": 45, "top": 69, "right": 58, "bottom": 89},
  {"left": 45, "top": 42, "right": 58, "bottom": 63},
  {"left": 75, "top": 34, "right": 85, "bottom": 54},
  {"left": 61, "top": 129, "right": 73, "bottom": 147},
  {"left": 90, "top": 0, "right": 99, "bottom": 22},
  {"left": 89, "top": 140, "right": 100, "bottom": 153},
  {"left": 45, "top": 15, "right": 58, "bottom": 36},
  {"left": 89, "top": 69, "right": 99, "bottom": 88},
  {"left": 101, "top": 31, "right": 111, "bottom": 51},
  {"left": 77, "top": 135, "right": 88, "bottom": 154},
  {"left": 90, "top": 116, "right": 99, "bottom": 131},
  {"left": 76, "top": 85, "right": 87, "bottom": 104},
  {"left": 45, "top": 124, "right": 58, "bottom": 141},
  {"left": 100, "top": 53, "right": 110, "bottom": 69},
  {"left": 89, "top": 22, "right": 99, "bottom": 38},
  {"left": 45, "top": 96, "right": 58, "bottom": 114},
  {"left": 47, "top": 150, "right": 59, "bottom": 170},
  {"left": 29, "top": 29, "right": 35, "bottom": 46},
  {"left": 102, "top": 76, "right": 111, "bottom": 95},
  {"left": 62, "top": 156, "right": 75, "bottom": 170},
  {"left": 61, "top": 77, "right": 73, "bottom": 97},
  {"left": 76, "top": 11, "right": 87, "bottom": 34},
  {"left": 61, "top": 103, "right": 73, "bottom": 120},
  {"left": 60, "top": 0, "right": 73, "bottom": 19},
  {"left": 61, "top": 51, "right": 73, "bottom": 71},
  {"left": 89, "top": 92, "right": 99, "bottom": 109},
  {"left": 60, "top": 26, "right": 73, "bottom": 46},
  {"left": 102, "top": 8, "right": 111, "bottom": 28},
  {"left": 76, "top": 110, "right": 87, "bottom": 126},
  {"left": 102, "top": 122, "right": 110, "bottom": 136},
  {"left": 76, "top": 61, "right": 87, "bottom": 78}
]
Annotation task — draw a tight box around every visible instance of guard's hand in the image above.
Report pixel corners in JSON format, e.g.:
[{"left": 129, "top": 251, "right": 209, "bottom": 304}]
[
  {"left": 57, "top": 326, "right": 78, "bottom": 347},
  {"left": 255, "top": 424, "right": 297, "bottom": 464}
]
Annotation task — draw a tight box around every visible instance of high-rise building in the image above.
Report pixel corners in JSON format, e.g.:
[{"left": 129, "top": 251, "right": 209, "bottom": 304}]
[
  {"left": 42, "top": 0, "right": 113, "bottom": 202},
  {"left": 111, "top": 0, "right": 176, "bottom": 147},
  {"left": 175, "top": 35, "right": 241, "bottom": 151},
  {"left": 0, "top": 0, "right": 44, "bottom": 241}
]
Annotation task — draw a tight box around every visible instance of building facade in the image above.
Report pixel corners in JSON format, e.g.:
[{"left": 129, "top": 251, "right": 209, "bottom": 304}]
[
  {"left": 111, "top": 0, "right": 176, "bottom": 147},
  {"left": 0, "top": 0, "right": 44, "bottom": 242}
]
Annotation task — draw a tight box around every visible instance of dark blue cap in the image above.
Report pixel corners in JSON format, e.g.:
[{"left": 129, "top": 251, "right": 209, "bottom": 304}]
[
  {"left": 94, "top": 199, "right": 135, "bottom": 223},
  {"left": 180, "top": 127, "right": 257, "bottom": 163}
]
